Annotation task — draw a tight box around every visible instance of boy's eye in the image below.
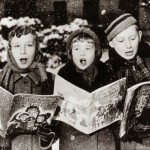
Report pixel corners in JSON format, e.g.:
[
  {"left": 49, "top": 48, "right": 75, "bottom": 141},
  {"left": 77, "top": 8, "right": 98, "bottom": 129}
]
[
  {"left": 27, "top": 44, "right": 33, "bottom": 47},
  {"left": 74, "top": 47, "right": 79, "bottom": 51},
  {"left": 117, "top": 38, "right": 124, "bottom": 42},
  {"left": 86, "top": 46, "right": 93, "bottom": 50},
  {"left": 130, "top": 35, "right": 136, "bottom": 40},
  {"left": 14, "top": 45, "right": 20, "bottom": 48}
]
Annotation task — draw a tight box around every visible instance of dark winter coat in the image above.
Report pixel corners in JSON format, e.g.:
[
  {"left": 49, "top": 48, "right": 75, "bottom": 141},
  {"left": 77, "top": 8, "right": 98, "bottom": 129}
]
[
  {"left": 58, "top": 60, "right": 115, "bottom": 92},
  {"left": 58, "top": 60, "right": 120, "bottom": 150},
  {"left": 0, "top": 69, "right": 54, "bottom": 150},
  {"left": 106, "top": 42, "right": 150, "bottom": 150}
]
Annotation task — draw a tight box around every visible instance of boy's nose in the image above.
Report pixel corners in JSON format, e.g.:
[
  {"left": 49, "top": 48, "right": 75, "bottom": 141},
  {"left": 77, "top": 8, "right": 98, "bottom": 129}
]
[
  {"left": 20, "top": 46, "right": 26, "bottom": 54},
  {"left": 125, "top": 40, "right": 132, "bottom": 49},
  {"left": 80, "top": 48, "right": 86, "bottom": 56}
]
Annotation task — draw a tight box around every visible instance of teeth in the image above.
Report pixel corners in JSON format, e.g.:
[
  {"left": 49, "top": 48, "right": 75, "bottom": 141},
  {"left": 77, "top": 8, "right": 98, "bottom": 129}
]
[{"left": 20, "top": 58, "right": 27, "bottom": 64}]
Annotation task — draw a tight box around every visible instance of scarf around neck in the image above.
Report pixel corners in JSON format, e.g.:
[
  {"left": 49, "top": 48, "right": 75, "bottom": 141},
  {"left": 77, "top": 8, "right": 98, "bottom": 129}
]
[
  {"left": 109, "top": 49, "right": 150, "bottom": 87},
  {"left": 74, "top": 60, "right": 98, "bottom": 86},
  {"left": 0, "top": 48, "right": 48, "bottom": 90}
]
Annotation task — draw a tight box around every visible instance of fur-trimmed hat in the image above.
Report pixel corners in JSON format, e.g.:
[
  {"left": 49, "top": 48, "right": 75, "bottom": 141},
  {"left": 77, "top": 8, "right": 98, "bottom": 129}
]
[
  {"left": 66, "top": 28, "right": 102, "bottom": 59},
  {"left": 104, "top": 10, "right": 137, "bottom": 41}
]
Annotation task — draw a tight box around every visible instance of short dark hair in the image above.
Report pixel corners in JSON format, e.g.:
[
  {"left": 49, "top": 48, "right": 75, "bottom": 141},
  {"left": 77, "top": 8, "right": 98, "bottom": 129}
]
[
  {"left": 8, "top": 26, "right": 37, "bottom": 47},
  {"left": 71, "top": 32, "right": 95, "bottom": 47},
  {"left": 8, "top": 25, "right": 42, "bottom": 62}
]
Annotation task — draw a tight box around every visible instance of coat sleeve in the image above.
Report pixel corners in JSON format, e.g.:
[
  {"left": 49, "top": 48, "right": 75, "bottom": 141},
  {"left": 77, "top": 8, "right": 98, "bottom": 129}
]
[
  {"left": 42, "top": 72, "right": 55, "bottom": 95},
  {"left": 51, "top": 120, "right": 61, "bottom": 142}
]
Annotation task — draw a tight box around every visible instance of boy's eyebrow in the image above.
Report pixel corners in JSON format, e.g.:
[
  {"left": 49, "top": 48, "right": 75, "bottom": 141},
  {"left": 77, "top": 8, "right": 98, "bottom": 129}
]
[
  {"left": 116, "top": 36, "right": 124, "bottom": 39},
  {"left": 12, "top": 40, "right": 34, "bottom": 44},
  {"left": 11, "top": 42, "right": 20, "bottom": 44},
  {"left": 26, "top": 41, "right": 35, "bottom": 43},
  {"left": 73, "top": 43, "right": 94, "bottom": 46}
]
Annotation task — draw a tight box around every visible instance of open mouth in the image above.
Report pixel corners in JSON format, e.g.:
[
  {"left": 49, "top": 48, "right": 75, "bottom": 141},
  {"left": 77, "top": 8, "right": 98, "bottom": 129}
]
[
  {"left": 20, "top": 58, "right": 28, "bottom": 64},
  {"left": 80, "top": 58, "right": 86, "bottom": 66},
  {"left": 125, "top": 51, "right": 134, "bottom": 56}
]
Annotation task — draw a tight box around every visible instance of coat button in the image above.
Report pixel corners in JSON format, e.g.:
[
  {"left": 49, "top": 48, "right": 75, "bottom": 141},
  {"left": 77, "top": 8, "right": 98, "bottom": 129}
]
[
  {"left": 91, "top": 135, "right": 96, "bottom": 139},
  {"left": 23, "top": 78, "right": 28, "bottom": 84},
  {"left": 70, "top": 135, "right": 75, "bottom": 141}
]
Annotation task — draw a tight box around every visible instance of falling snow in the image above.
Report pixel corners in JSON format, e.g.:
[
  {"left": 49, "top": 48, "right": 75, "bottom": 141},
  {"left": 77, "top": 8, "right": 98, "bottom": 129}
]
[{"left": 0, "top": 1, "right": 149, "bottom": 150}]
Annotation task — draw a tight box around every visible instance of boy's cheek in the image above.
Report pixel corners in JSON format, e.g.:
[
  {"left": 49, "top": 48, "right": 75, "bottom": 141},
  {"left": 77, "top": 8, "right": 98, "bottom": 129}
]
[{"left": 72, "top": 51, "right": 79, "bottom": 58}]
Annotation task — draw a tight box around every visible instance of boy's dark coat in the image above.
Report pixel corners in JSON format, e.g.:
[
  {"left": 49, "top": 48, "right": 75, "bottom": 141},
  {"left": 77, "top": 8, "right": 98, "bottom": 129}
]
[
  {"left": 0, "top": 69, "right": 54, "bottom": 150},
  {"left": 58, "top": 60, "right": 115, "bottom": 92},
  {"left": 106, "top": 42, "right": 150, "bottom": 149},
  {"left": 58, "top": 60, "right": 118, "bottom": 150}
]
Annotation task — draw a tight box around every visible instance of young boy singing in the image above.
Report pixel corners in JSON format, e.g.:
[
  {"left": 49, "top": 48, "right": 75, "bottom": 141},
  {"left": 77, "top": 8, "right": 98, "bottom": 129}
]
[
  {"left": 58, "top": 28, "right": 119, "bottom": 150},
  {"left": 0, "top": 26, "right": 55, "bottom": 150}
]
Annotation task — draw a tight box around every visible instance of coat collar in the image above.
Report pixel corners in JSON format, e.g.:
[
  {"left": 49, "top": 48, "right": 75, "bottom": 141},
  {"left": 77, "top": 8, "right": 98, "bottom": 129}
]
[{"left": 13, "top": 71, "right": 41, "bottom": 85}]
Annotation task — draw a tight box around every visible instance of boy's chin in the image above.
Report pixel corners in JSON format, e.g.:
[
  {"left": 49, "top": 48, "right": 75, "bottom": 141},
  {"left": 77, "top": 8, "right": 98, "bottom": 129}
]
[
  {"left": 17, "top": 61, "right": 33, "bottom": 70},
  {"left": 77, "top": 65, "right": 89, "bottom": 71},
  {"left": 123, "top": 55, "right": 135, "bottom": 60},
  {"left": 122, "top": 52, "right": 137, "bottom": 60},
  {"left": 17, "top": 64, "right": 31, "bottom": 70}
]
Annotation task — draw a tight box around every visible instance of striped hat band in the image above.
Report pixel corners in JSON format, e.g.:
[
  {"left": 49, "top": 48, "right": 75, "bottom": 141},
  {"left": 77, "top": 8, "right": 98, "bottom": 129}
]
[{"left": 105, "top": 13, "right": 137, "bottom": 41}]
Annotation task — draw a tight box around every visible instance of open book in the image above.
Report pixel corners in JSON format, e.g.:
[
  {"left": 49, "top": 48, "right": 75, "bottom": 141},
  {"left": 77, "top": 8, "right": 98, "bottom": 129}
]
[
  {"left": 0, "top": 86, "right": 63, "bottom": 138},
  {"left": 54, "top": 75, "right": 127, "bottom": 134},
  {"left": 120, "top": 81, "right": 150, "bottom": 139}
]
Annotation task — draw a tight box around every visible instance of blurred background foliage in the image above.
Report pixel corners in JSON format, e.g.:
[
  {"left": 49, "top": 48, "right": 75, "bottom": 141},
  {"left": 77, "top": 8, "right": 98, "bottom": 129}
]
[{"left": 0, "top": 17, "right": 89, "bottom": 69}]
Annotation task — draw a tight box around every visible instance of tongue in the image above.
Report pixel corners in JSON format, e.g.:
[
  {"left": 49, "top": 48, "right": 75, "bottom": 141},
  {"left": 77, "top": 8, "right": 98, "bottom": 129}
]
[{"left": 81, "top": 60, "right": 86, "bottom": 66}]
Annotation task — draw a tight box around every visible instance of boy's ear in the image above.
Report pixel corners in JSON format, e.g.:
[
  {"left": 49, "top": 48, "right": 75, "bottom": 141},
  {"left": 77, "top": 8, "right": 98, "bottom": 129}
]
[
  {"left": 67, "top": 49, "right": 72, "bottom": 60},
  {"left": 109, "top": 41, "right": 114, "bottom": 48},
  {"left": 138, "top": 31, "right": 142, "bottom": 41}
]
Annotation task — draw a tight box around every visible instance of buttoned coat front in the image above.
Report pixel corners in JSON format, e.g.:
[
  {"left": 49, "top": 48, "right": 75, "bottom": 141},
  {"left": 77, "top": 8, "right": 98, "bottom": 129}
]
[
  {"left": 58, "top": 60, "right": 119, "bottom": 150},
  {"left": 0, "top": 69, "right": 54, "bottom": 150}
]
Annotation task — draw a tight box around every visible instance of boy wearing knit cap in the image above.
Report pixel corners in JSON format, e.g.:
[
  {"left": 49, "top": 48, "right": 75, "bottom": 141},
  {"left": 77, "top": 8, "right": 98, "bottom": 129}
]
[
  {"left": 0, "top": 26, "right": 56, "bottom": 150},
  {"left": 105, "top": 10, "right": 150, "bottom": 87},
  {"left": 58, "top": 28, "right": 119, "bottom": 150},
  {"left": 105, "top": 10, "right": 150, "bottom": 149}
]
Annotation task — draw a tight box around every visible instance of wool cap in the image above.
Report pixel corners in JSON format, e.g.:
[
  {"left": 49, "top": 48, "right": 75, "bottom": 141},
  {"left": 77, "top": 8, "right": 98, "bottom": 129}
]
[
  {"left": 105, "top": 12, "right": 137, "bottom": 41},
  {"left": 66, "top": 28, "right": 102, "bottom": 59}
]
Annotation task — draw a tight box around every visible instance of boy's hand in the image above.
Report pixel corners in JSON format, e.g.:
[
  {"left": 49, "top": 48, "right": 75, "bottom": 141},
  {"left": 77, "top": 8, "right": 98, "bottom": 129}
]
[{"left": 37, "top": 124, "right": 55, "bottom": 149}]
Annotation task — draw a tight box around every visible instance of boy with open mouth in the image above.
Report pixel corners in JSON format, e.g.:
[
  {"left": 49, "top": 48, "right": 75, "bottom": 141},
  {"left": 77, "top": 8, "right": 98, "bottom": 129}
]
[
  {"left": 104, "top": 10, "right": 150, "bottom": 149},
  {"left": 104, "top": 10, "right": 150, "bottom": 87},
  {"left": 57, "top": 28, "right": 118, "bottom": 150},
  {"left": 0, "top": 26, "right": 57, "bottom": 150}
]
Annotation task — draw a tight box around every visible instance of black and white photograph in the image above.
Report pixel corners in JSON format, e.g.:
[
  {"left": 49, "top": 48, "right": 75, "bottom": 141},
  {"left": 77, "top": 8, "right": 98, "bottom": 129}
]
[{"left": 0, "top": 0, "right": 150, "bottom": 150}]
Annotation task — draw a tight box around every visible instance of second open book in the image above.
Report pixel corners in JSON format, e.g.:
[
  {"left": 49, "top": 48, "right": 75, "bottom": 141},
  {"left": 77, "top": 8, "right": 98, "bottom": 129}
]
[{"left": 54, "top": 75, "right": 127, "bottom": 134}]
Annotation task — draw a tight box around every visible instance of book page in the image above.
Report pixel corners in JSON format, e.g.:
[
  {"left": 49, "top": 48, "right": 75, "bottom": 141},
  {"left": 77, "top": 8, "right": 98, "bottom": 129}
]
[
  {"left": 88, "top": 78, "right": 127, "bottom": 133},
  {"left": 120, "top": 81, "right": 150, "bottom": 138},
  {"left": 6, "top": 94, "right": 62, "bottom": 137},
  {"left": 54, "top": 75, "right": 91, "bottom": 134},
  {"left": 0, "top": 86, "right": 13, "bottom": 137},
  {"left": 54, "top": 75, "right": 127, "bottom": 134}
]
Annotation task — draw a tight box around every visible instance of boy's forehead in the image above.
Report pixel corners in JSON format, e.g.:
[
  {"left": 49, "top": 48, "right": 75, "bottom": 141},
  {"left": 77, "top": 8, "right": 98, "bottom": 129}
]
[
  {"left": 72, "top": 41, "right": 95, "bottom": 46},
  {"left": 115, "top": 25, "right": 138, "bottom": 38},
  {"left": 11, "top": 33, "right": 36, "bottom": 42}
]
